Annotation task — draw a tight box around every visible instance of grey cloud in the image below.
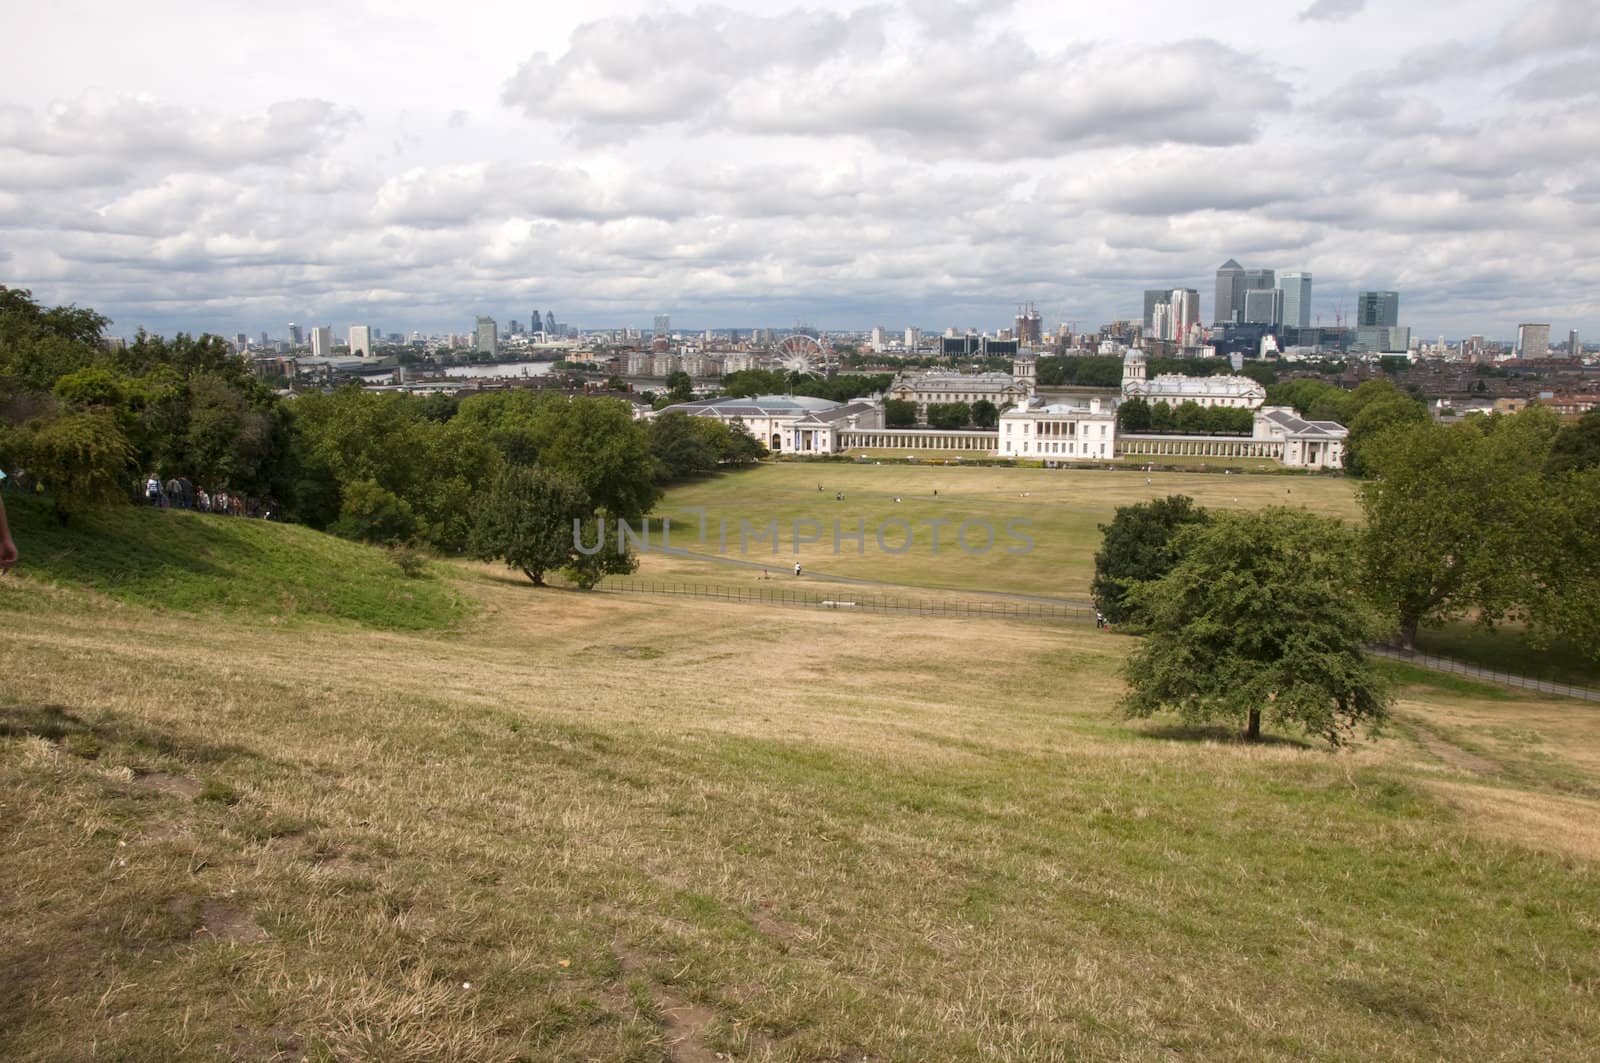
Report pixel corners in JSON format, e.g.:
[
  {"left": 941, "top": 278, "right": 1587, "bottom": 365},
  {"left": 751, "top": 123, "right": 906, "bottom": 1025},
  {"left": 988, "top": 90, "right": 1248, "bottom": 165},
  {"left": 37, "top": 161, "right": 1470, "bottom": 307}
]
[
  {"left": 1298, "top": 0, "right": 1365, "bottom": 23},
  {"left": 1492, "top": 0, "right": 1600, "bottom": 62},
  {"left": 0, "top": 96, "right": 359, "bottom": 174},
  {"left": 504, "top": 8, "right": 1288, "bottom": 154},
  {"left": 1507, "top": 55, "right": 1600, "bottom": 100}
]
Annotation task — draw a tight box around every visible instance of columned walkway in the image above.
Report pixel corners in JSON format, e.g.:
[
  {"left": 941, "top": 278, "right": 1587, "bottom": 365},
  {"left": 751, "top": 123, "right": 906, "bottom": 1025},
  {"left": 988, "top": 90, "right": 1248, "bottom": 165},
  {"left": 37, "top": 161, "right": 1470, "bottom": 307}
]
[{"left": 1117, "top": 434, "right": 1285, "bottom": 460}]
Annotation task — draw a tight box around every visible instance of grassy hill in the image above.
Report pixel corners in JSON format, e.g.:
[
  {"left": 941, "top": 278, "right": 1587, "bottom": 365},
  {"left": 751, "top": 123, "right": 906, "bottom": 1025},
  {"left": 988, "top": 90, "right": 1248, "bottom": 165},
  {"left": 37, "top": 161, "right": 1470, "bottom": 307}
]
[
  {"left": 1, "top": 492, "right": 469, "bottom": 631},
  {"left": 4, "top": 542, "right": 1600, "bottom": 1059}
]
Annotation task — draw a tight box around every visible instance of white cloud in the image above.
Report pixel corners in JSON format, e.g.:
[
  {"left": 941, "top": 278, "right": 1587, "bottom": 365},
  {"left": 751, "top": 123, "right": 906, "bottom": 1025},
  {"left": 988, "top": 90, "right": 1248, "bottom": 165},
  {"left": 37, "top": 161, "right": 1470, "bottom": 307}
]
[{"left": 1298, "top": 0, "right": 1365, "bottom": 23}]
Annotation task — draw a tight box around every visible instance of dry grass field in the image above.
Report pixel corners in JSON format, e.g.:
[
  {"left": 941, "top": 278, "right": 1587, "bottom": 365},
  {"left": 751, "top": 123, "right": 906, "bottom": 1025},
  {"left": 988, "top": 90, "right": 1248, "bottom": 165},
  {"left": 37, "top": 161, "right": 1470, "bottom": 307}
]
[
  {"left": 4, "top": 496, "right": 1600, "bottom": 1060},
  {"left": 644, "top": 464, "right": 1360, "bottom": 600}
]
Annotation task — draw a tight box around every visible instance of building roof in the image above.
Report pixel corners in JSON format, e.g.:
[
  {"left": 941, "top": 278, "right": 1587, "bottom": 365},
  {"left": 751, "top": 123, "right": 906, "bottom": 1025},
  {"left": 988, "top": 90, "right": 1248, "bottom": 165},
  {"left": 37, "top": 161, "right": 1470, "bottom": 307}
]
[
  {"left": 1259, "top": 407, "right": 1349, "bottom": 438},
  {"left": 1131, "top": 374, "right": 1265, "bottom": 398},
  {"left": 658, "top": 394, "right": 844, "bottom": 419}
]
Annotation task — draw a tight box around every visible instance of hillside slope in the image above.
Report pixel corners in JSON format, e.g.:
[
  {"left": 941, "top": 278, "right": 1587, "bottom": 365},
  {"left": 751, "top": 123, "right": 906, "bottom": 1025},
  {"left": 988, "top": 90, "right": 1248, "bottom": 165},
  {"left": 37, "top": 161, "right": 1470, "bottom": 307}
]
[{"left": 2, "top": 493, "right": 468, "bottom": 630}]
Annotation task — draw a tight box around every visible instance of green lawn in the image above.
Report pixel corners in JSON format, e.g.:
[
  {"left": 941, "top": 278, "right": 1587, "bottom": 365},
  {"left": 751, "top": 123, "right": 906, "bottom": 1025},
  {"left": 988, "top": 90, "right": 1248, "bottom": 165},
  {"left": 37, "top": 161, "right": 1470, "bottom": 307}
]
[{"left": 2, "top": 492, "right": 469, "bottom": 631}]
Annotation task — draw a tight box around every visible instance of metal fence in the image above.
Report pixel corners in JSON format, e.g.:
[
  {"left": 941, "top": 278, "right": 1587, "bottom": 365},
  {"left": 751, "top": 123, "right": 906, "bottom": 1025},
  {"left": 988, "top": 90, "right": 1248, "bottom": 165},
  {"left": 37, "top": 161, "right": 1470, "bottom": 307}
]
[
  {"left": 596, "top": 577, "right": 1095, "bottom": 623},
  {"left": 1367, "top": 644, "right": 1599, "bottom": 703}
]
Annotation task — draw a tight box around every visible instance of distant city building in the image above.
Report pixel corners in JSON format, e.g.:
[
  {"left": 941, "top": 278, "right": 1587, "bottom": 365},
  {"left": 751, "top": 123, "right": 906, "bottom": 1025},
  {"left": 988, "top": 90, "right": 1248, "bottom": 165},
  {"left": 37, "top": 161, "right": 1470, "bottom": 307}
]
[
  {"left": 1570, "top": 329, "right": 1582, "bottom": 359},
  {"left": 888, "top": 356, "right": 1037, "bottom": 422},
  {"left": 1121, "top": 350, "right": 1265, "bottom": 408},
  {"left": 1353, "top": 325, "right": 1411, "bottom": 353},
  {"left": 288, "top": 322, "right": 303, "bottom": 346},
  {"left": 1015, "top": 303, "right": 1043, "bottom": 346},
  {"left": 654, "top": 314, "right": 671, "bottom": 336},
  {"left": 1518, "top": 323, "right": 1551, "bottom": 359},
  {"left": 475, "top": 316, "right": 498, "bottom": 356},
  {"left": 259, "top": 331, "right": 269, "bottom": 348},
  {"left": 545, "top": 311, "right": 557, "bottom": 334},
  {"left": 309, "top": 326, "right": 334, "bottom": 357},
  {"left": 1214, "top": 260, "right": 1244, "bottom": 325},
  {"left": 1357, "top": 290, "right": 1400, "bottom": 328},
  {"left": 1243, "top": 288, "right": 1284, "bottom": 327},
  {"left": 1143, "top": 289, "right": 1169, "bottom": 332},
  {"left": 349, "top": 325, "right": 372, "bottom": 358},
  {"left": 870, "top": 326, "right": 886, "bottom": 353},
  {"left": 1280, "top": 272, "right": 1312, "bottom": 329},
  {"left": 904, "top": 326, "right": 921, "bottom": 352}
]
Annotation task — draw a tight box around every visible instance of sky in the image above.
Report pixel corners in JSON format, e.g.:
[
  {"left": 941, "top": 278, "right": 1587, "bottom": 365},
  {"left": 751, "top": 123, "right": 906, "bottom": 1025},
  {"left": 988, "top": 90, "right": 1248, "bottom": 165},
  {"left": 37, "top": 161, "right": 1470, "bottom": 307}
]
[{"left": 1, "top": 0, "right": 1597, "bottom": 341}]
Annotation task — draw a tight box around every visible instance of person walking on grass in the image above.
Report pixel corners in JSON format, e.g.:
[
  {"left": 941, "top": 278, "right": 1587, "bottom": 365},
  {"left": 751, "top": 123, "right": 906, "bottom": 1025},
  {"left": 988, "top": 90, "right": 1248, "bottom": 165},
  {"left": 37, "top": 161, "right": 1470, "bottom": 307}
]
[
  {"left": 794, "top": 561, "right": 802, "bottom": 577},
  {"left": 0, "top": 493, "right": 16, "bottom": 573}
]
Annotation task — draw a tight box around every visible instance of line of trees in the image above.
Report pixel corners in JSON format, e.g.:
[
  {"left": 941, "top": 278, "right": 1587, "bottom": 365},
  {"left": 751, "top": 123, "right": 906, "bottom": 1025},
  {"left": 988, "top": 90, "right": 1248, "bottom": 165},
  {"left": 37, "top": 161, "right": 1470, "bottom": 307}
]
[
  {"left": 1115, "top": 397, "right": 1254, "bottom": 435},
  {"left": 0, "top": 287, "right": 765, "bottom": 587}
]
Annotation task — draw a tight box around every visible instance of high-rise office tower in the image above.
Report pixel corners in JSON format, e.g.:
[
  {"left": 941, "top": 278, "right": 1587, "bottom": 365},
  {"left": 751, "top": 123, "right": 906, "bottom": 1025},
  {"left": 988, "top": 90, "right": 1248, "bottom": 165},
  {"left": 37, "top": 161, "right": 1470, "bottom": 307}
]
[
  {"left": 310, "top": 326, "right": 333, "bottom": 357},
  {"left": 1280, "top": 272, "right": 1312, "bottom": 329},
  {"left": 1517, "top": 323, "right": 1550, "bottom": 359},
  {"left": 1569, "top": 329, "right": 1581, "bottom": 359},
  {"left": 1240, "top": 269, "right": 1276, "bottom": 316},
  {"left": 545, "top": 311, "right": 557, "bottom": 334},
  {"left": 475, "top": 316, "right": 498, "bottom": 356},
  {"left": 654, "top": 315, "right": 671, "bottom": 336},
  {"left": 349, "top": 325, "right": 372, "bottom": 357},
  {"left": 1214, "top": 260, "right": 1244, "bottom": 325},
  {"left": 904, "top": 326, "right": 920, "bottom": 351},
  {"left": 870, "top": 326, "right": 885, "bottom": 353},
  {"left": 1143, "top": 289, "right": 1169, "bottom": 331},
  {"left": 1244, "top": 288, "right": 1284, "bottom": 327},
  {"left": 288, "top": 322, "right": 303, "bottom": 346},
  {"left": 1170, "top": 288, "right": 1200, "bottom": 342},
  {"left": 1357, "top": 291, "right": 1400, "bottom": 328},
  {"left": 259, "top": 331, "right": 269, "bottom": 348}
]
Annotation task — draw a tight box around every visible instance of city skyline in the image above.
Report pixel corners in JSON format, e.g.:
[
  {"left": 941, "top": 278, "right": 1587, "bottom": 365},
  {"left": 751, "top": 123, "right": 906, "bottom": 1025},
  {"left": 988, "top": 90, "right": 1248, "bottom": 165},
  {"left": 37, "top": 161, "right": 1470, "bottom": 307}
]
[{"left": 3, "top": 1, "right": 1597, "bottom": 341}]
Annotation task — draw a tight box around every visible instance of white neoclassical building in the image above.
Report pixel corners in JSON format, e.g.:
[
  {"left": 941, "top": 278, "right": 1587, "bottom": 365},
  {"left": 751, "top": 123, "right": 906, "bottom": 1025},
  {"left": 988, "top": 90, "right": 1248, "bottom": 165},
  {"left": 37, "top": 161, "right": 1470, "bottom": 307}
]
[
  {"left": 888, "top": 356, "right": 1036, "bottom": 422},
  {"left": 997, "top": 398, "right": 1119, "bottom": 464},
  {"left": 1252, "top": 406, "right": 1348, "bottom": 469},
  {"left": 655, "top": 395, "right": 884, "bottom": 455},
  {"left": 1121, "top": 349, "right": 1266, "bottom": 409}
]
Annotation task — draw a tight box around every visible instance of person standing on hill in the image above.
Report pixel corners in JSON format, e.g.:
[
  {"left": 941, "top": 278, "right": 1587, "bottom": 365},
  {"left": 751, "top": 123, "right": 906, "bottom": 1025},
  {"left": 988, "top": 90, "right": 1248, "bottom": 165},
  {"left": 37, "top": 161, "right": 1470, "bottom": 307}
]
[{"left": 0, "top": 494, "right": 17, "bottom": 573}]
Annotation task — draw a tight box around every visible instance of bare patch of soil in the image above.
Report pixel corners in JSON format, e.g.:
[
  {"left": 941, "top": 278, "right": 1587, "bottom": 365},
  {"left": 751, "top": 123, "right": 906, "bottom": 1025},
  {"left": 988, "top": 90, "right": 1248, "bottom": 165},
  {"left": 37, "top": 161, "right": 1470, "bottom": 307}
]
[
  {"left": 131, "top": 770, "right": 204, "bottom": 799},
  {"left": 1415, "top": 731, "right": 1500, "bottom": 775},
  {"left": 195, "top": 899, "right": 269, "bottom": 943},
  {"left": 611, "top": 940, "right": 722, "bottom": 1063}
]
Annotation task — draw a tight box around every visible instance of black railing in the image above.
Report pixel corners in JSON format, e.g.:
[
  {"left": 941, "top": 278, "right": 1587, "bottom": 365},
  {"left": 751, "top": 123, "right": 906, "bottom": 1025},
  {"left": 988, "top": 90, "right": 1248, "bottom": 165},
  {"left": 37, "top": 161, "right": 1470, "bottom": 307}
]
[{"left": 596, "top": 577, "right": 1094, "bottom": 623}]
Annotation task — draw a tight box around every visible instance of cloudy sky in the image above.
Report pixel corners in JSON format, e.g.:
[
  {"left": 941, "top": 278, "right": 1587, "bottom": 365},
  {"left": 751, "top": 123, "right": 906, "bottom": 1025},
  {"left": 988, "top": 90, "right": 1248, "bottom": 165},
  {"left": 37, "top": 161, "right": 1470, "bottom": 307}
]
[{"left": 2, "top": 0, "right": 1597, "bottom": 340}]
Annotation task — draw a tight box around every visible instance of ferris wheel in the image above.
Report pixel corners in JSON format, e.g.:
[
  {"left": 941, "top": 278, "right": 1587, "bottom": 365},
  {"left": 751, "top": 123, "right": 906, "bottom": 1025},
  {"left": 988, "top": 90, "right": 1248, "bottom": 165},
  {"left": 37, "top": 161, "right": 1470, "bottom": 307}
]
[{"left": 776, "top": 334, "right": 833, "bottom": 375}]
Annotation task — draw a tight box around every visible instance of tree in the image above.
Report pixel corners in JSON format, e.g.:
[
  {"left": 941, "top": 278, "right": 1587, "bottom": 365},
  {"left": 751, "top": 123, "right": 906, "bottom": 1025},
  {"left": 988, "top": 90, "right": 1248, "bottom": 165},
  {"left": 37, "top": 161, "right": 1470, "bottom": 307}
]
[
  {"left": 926, "top": 402, "right": 971, "bottom": 430},
  {"left": 971, "top": 399, "right": 999, "bottom": 429},
  {"left": 885, "top": 399, "right": 918, "bottom": 428},
  {"left": 1121, "top": 509, "right": 1389, "bottom": 745},
  {"left": 1091, "top": 495, "right": 1211, "bottom": 625},
  {"left": 331, "top": 479, "right": 419, "bottom": 546},
  {"left": 1116, "top": 396, "right": 1151, "bottom": 433},
  {"left": 17, "top": 409, "right": 136, "bottom": 521},
  {"left": 665, "top": 370, "right": 694, "bottom": 402},
  {"left": 1523, "top": 467, "right": 1600, "bottom": 662},
  {"left": 1344, "top": 394, "right": 1430, "bottom": 477},
  {"left": 649, "top": 412, "right": 718, "bottom": 481},
  {"left": 1547, "top": 409, "right": 1600, "bottom": 475},
  {"left": 1359, "top": 411, "right": 1556, "bottom": 648},
  {"left": 468, "top": 465, "right": 590, "bottom": 585}
]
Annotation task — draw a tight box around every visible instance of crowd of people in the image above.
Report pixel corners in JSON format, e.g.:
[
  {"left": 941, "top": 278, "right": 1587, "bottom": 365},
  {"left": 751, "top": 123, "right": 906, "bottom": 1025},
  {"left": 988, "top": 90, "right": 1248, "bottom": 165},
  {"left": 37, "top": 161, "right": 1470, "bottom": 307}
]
[{"left": 141, "top": 474, "right": 272, "bottom": 519}]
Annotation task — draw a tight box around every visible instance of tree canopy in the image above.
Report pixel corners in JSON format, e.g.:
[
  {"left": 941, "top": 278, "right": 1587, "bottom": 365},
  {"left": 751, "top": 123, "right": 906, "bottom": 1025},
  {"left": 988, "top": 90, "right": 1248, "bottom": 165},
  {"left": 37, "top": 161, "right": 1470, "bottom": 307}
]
[
  {"left": 1091, "top": 495, "right": 1211, "bottom": 625},
  {"left": 1121, "top": 509, "right": 1389, "bottom": 745}
]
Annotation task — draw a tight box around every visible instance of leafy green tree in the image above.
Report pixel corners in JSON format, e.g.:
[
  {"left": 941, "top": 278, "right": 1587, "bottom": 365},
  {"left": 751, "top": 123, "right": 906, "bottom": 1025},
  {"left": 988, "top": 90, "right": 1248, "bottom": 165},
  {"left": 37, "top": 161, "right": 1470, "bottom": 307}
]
[
  {"left": 1523, "top": 467, "right": 1600, "bottom": 661},
  {"left": 665, "top": 370, "right": 694, "bottom": 402},
  {"left": 1547, "top": 409, "right": 1600, "bottom": 475},
  {"left": 926, "top": 402, "right": 971, "bottom": 430},
  {"left": 650, "top": 412, "right": 718, "bottom": 481},
  {"left": 971, "top": 399, "right": 999, "bottom": 429},
  {"left": 1091, "top": 495, "right": 1211, "bottom": 625},
  {"left": 1360, "top": 412, "right": 1556, "bottom": 648},
  {"left": 1344, "top": 394, "right": 1430, "bottom": 477},
  {"left": 720, "top": 369, "right": 789, "bottom": 397},
  {"left": 17, "top": 409, "right": 136, "bottom": 521},
  {"left": 468, "top": 465, "right": 590, "bottom": 585},
  {"left": 1117, "top": 396, "right": 1151, "bottom": 432},
  {"left": 1148, "top": 401, "right": 1175, "bottom": 433},
  {"left": 331, "top": 479, "right": 419, "bottom": 545},
  {"left": 885, "top": 399, "right": 918, "bottom": 428},
  {"left": 1122, "top": 509, "right": 1389, "bottom": 745},
  {"left": 566, "top": 514, "right": 640, "bottom": 589}
]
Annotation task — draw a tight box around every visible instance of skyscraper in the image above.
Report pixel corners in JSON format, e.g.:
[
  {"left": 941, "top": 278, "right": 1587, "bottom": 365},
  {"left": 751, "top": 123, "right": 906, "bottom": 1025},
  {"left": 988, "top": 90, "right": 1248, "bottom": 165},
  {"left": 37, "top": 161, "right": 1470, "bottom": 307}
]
[
  {"left": 310, "top": 326, "right": 333, "bottom": 357},
  {"left": 1170, "top": 288, "right": 1200, "bottom": 343},
  {"left": 545, "top": 311, "right": 557, "bottom": 334},
  {"left": 1357, "top": 291, "right": 1400, "bottom": 328},
  {"left": 1568, "top": 329, "right": 1580, "bottom": 359},
  {"left": 1214, "top": 260, "right": 1244, "bottom": 325},
  {"left": 1244, "top": 288, "right": 1283, "bottom": 327},
  {"left": 904, "top": 326, "right": 920, "bottom": 352},
  {"left": 1015, "top": 303, "right": 1043, "bottom": 345},
  {"left": 1280, "top": 272, "right": 1312, "bottom": 329},
  {"left": 1517, "top": 323, "right": 1550, "bottom": 359},
  {"left": 654, "top": 315, "right": 671, "bottom": 336},
  {"left": 1143, "top": 289, "right": 1170, "bottom": 331},
  {"left": 288, "top": 322, "right": 303, "bottom": 346},
  {"left": 475, "top": 316, "right": 498, "bottom": 356},
  {"left": 349, "top": 325, "right": 372, "bottom": 358}
]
